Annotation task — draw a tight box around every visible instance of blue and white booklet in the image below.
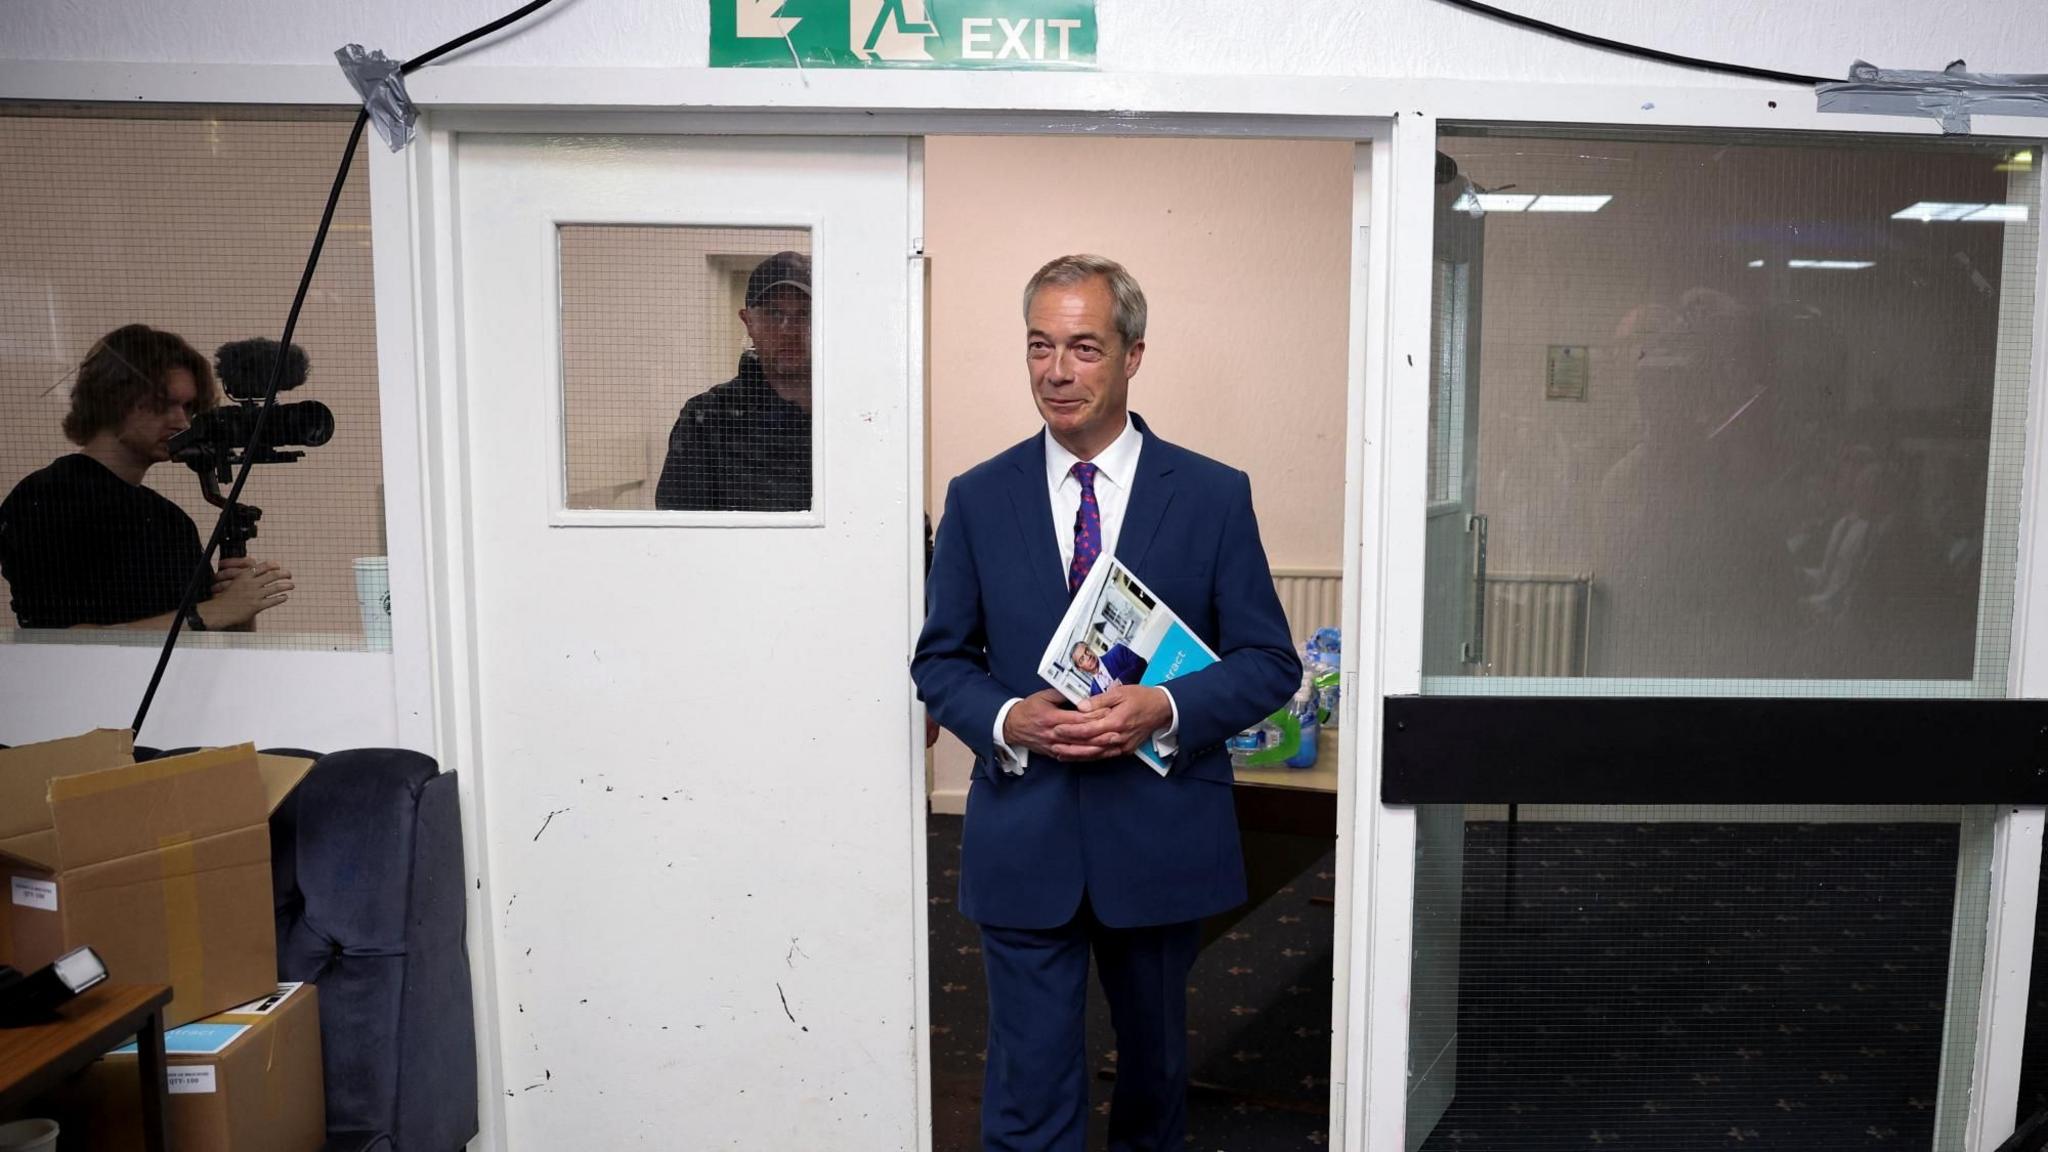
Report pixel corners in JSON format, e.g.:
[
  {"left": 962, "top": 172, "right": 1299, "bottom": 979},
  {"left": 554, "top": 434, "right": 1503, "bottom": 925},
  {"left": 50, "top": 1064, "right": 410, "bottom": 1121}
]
[{"left": 1038, "top": 556, "right": 1218, "bottom": 776}]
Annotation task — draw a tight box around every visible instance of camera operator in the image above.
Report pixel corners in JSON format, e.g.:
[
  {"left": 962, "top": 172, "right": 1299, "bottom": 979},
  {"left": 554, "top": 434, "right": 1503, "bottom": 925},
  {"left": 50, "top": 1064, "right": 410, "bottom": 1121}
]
[
  {"left": 0, "top": 324, "right": 293, "bottom": 631},
  {"left": 655, "top": 251, "right": 812, "bottom": 512}
]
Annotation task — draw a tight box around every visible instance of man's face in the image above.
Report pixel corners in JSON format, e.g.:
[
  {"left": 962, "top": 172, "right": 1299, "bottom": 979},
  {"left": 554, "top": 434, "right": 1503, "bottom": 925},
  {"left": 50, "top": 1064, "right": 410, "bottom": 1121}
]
[
  {"left": 741, "top": 284, "right": 812, "bottom": 384},
  {"left": 1026, "top": 276, "right": 1142, "bottom": 455},
  {"left": 116, "top": 367, "right": 198, "bottom": 465},
  {"left": 1071, "top": 644, "right": 1100, "bottom": 674}
]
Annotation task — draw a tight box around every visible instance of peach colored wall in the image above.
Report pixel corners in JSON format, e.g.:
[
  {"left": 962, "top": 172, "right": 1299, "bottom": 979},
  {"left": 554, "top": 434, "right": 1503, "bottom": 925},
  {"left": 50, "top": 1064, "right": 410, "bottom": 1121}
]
[
  {"left": 923, "top": 135, "right": 1356, "bottom": 805},
  {"left": 925, "top": 135, "right": 1355, "bottom": 568}
]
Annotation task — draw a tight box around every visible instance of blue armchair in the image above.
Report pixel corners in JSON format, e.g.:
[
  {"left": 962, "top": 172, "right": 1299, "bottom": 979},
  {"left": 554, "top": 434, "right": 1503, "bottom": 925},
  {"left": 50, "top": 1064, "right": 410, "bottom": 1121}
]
[{"left": 269, "top": 749, "right": 477, "bottom": 1152}]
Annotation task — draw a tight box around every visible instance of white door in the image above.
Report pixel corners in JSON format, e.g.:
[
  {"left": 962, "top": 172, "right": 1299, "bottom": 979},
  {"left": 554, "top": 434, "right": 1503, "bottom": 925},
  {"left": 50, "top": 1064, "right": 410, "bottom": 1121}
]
[{"left": 451, "top": 134, "right": 919, "bottom": 1148}]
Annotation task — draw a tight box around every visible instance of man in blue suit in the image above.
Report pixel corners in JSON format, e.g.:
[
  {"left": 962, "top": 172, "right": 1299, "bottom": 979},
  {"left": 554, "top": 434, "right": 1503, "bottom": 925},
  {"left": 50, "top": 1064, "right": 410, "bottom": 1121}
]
[{"left": 913, "top": 255, "right": 1300, "bottom": 1151}]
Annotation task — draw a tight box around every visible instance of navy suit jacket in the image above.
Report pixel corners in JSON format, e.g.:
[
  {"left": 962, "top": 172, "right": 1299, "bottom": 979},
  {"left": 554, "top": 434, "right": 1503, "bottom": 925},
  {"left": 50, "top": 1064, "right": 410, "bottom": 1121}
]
[
  {"left": 912, "top": 414, "right": 1301, "bottom": 929},
  {"left": 1090, "top": 643, "right": 1147, "bottom": 695}
]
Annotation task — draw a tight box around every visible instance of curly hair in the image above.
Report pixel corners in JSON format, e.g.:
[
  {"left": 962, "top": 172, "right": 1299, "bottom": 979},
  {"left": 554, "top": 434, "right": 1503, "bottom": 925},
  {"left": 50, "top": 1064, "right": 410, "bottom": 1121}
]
[{"left": 62, "top": 324, "right": 218, "bottom": 446}]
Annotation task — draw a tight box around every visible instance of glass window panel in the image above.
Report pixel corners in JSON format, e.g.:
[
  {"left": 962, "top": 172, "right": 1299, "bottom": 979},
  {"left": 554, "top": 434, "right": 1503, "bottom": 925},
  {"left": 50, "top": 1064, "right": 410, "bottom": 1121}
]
[
  {"left": 557, "top": 225, "right": 813, "bottom": 513},
  {"left": 1407, "top": 804, "right": 1999, "bottom": 1151},
  {"left": 0, "top": 106, "right": 386, "bottom": 651},
  {"left": 1422, "top": 130, "right": 2039, "bottom": 692}
]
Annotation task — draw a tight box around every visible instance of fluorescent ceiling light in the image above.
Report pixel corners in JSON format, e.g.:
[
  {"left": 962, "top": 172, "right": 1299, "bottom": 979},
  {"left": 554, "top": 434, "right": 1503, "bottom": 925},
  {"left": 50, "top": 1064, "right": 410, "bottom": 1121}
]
[
  {"left": 1892, "top": 201, "right": 2028, "bottom": 222},
  {"left": 1527, "top": 195, "right": 1613, "bottom": 213},
  {"left": 1747, "top": 259, "right": 1766, "bottom": 268},
  {"left": 1451, "top": 192, "right": 1536, "bottom": 213},
  {"left": 1892, "top": 202, "right": 1977, "bottom": 221},
  {"left": 1451, "top": 192, "right": 1610, "bottom": 214},
  {"left": 1787, "top": 259, "right": 1875, "bottom": 270}
]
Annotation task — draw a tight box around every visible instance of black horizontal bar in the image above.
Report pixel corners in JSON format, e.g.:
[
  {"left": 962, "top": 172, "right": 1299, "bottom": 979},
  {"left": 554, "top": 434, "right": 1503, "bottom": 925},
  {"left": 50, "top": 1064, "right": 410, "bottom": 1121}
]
[{"left": 1382, "top": 695, "right": 2048, "bottom": 805}]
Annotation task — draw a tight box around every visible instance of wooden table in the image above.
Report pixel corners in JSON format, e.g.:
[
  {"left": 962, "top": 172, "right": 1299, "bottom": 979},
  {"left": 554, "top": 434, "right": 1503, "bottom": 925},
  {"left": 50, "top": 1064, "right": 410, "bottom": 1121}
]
[
  {"left": 1228, "top": 729, "right": 1343, "bottom": 828},
  {"left": 0, "top": 983, "right": 172, "bottom": 1151},
  {"left": 1205, "top": 729, "right": 1341, "bottom": 947},
  {"left": 1232, "top": 727, "right": 1340, "bottom": 836}
]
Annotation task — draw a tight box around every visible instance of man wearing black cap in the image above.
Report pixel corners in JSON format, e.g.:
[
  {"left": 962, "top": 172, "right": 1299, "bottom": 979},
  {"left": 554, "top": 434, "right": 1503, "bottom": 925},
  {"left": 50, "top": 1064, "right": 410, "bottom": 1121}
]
[{"left": 655, "top": 250, "right": 813, "bottom": 511}]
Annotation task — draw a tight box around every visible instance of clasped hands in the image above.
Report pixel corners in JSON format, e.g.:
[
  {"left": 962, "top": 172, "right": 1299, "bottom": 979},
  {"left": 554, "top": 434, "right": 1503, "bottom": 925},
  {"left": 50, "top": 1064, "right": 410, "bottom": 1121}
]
[{"left": 1002, "top": 685, "right": 1173, "bottom": 762}]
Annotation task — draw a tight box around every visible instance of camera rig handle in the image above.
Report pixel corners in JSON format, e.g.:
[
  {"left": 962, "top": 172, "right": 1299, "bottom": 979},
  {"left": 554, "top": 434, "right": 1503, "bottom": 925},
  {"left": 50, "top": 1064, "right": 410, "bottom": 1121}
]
[{"left": 191, "top": 463, "right": 264, "bottom": 561}]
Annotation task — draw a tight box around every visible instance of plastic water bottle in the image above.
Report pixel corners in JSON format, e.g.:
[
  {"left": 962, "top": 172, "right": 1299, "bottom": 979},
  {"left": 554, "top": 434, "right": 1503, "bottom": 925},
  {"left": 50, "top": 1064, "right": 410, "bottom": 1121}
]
[
  {"left": 1284, "top": 672, "right": 1320, "bottom": 769},
  {"left": 1306, "top": 627, "right": 1341, "bottom": 730},
  {"left": 1227, "top": 722, "right": 1272, "bottom": 770}
]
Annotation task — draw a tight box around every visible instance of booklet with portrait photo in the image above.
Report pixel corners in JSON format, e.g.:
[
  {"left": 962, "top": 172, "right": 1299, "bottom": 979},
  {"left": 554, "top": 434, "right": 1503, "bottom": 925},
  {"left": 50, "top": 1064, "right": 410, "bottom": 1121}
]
[{"left": 1037, "top": 556, "right": 1217, "bottom": 776}]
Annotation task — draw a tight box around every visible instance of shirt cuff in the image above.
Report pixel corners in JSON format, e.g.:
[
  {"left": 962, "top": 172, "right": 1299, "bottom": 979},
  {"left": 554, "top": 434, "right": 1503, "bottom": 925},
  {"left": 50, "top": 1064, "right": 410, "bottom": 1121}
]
[
  {"left": 1150, "top": 687, "right": 1181, "bottom": 761},
  {"left": 992, "top": 698, "right": 1029, "bottom": 776}
]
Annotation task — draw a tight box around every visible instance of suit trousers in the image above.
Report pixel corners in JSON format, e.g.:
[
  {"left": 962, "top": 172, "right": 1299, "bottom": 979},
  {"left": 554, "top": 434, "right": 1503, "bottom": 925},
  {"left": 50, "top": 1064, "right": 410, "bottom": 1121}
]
[{"left": 979, "top": 899, "right": 1201, "bottom": 1152}]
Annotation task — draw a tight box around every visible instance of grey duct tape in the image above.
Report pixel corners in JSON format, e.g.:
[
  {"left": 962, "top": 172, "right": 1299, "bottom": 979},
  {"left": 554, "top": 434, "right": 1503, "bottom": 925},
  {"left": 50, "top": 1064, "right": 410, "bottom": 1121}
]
[
  {"left": 1817, "top": 59, "right": 2048, "bottom": 135},
  {"left": 335, "top": 44, "right": 418, "bottom": 152}
]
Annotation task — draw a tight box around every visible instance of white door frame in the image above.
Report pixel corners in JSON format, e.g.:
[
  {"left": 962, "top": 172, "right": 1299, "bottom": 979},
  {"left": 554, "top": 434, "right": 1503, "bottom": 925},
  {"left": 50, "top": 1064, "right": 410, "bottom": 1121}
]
[
  {"left": 370, "top": 101, "right": 2048, "bottom": 1152},
  {"left": 390, "top": 108, "right": 1384, "bottom": 1152},
  {"left": 1353, "top": 109, "right": 2048, "bottom": 1152},
  {"left": 0, "top": 57, "right": 2038, "bottom": 1150},
  {"left": 1348, "top": 111, "right": 1433, "bottom": 1152}
]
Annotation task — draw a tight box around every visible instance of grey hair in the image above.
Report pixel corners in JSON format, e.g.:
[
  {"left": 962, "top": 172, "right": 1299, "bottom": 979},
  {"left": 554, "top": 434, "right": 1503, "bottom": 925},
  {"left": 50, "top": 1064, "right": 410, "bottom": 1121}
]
[{"left": 1022, "top": 254, "right": 1148, "bottom": 347}]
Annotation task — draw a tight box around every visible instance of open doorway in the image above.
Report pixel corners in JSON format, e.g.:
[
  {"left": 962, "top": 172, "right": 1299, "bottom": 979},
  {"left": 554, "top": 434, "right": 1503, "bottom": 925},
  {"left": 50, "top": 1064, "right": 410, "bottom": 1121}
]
[{"left": 918, "top": 133, "right": 1358, "bottom": 1150}]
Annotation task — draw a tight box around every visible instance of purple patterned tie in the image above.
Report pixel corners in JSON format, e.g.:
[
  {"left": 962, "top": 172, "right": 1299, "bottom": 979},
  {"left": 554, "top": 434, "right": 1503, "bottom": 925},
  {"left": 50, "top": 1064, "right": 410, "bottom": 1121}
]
[{"left": 1068, "top": 462, "right": 1101, "bottom": 595}]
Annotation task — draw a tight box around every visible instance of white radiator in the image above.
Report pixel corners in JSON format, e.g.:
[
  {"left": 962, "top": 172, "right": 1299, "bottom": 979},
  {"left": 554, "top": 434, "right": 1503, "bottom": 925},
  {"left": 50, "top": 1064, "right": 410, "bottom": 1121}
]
[
  {"left": 1481, "top": 573, "right": 1591, "bottom": 677},
  {"left": 1271, "top": 567, "right": 1343, "bottom": 642}
]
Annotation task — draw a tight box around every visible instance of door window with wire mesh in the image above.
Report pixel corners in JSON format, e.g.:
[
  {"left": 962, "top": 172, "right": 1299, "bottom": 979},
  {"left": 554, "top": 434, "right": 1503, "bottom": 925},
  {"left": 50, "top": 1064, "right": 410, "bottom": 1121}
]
[
  {"left": 0, "top": 107, "right": 386, "bottom": 651},
  {"left": 558, "top": 225, "right": 814, "bottom": 514},
  {"left": 1407, "top": 128, "right": 2040, "bottom": 1152}
]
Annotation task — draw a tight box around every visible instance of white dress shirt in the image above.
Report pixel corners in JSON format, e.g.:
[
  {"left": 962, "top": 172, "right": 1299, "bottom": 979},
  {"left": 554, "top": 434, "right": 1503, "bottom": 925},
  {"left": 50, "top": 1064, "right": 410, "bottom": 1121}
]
[{"left": 991, "top": 417, "right": 1180, "bottom": 774}]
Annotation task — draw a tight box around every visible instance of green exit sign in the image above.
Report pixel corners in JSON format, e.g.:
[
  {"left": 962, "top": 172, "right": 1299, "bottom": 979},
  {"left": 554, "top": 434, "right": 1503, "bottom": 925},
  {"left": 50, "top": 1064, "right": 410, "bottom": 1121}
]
[{"left": 711, "top": 0, "right": 1097, "bottom": 69}]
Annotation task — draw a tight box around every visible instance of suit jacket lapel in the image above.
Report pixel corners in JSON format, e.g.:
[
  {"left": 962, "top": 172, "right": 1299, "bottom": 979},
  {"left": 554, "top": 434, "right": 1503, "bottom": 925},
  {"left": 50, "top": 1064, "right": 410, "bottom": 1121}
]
[
  {"left": 1008, "top": 435, "right": 1067, "bottom": 617},
  {"left": 1118, "top": 413, "right": 1176, "bottom": 572}
]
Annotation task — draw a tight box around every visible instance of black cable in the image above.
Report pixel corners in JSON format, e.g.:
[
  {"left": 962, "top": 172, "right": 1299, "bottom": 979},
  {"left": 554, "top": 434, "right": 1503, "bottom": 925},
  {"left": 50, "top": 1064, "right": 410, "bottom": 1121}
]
[
  {"left": 400, "top": 0, "right": 560, "bottom": 75},
  {"left": 129, "top": 0, "right": 1807, "bottom": 735},
  {"left": 131, "top": 106, "right": 368, "bottom": 736},
  {"left": 132, "top": 0, "right": 562, "bottom": 737},
  {"left": 1429, "top": 0, "right": 1839, "bottom": 87}
]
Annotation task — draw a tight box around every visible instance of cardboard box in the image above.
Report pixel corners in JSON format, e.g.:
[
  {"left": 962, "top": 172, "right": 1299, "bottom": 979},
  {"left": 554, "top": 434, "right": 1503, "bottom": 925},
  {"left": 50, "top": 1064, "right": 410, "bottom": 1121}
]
[
  {"left": 0, "top": 731, "right": 313, "bottom": 1028},
  {"left": 58, "top": 981, "right": 325, "bottom": 1152}
]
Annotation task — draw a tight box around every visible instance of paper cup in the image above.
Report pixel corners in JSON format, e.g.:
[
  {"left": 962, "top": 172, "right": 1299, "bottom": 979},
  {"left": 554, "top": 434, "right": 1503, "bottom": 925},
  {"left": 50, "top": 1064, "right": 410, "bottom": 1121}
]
[
  {"left": 353, "top": 556, "right": 392, "bottom": 650},
  {"left": 0, "top": 1119, "right": 60, "bottom": 1152}
]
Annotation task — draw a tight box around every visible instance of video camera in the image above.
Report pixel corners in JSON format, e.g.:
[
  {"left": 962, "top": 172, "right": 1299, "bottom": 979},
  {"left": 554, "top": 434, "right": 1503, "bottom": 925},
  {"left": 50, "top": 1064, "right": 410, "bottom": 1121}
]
[{"left": 167, "top": 338, "right": 334, "bottom": 558}]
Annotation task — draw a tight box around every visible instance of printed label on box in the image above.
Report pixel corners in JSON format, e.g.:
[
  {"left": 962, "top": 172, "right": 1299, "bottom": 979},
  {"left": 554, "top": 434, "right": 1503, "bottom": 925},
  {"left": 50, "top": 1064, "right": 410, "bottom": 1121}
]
[
  {"left": 224, "top": 981, "right": 304, "bottom": 1016},
  {"left": 9, "top": 876, "right": 56, "bottom": 911},
  {"left": 167, "top": 1067, "right": 217, "bottom": 1095}
]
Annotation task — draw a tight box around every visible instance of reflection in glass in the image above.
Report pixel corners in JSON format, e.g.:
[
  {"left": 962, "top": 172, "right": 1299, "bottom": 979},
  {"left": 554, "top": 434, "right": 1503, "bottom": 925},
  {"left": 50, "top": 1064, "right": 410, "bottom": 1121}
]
[{"left": 1423, "top": 132, "right": 2038, "bottom": 684}]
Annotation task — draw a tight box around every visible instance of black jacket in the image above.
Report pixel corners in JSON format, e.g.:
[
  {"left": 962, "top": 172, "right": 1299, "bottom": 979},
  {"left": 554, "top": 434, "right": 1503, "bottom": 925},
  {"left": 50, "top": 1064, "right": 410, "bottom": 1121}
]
[{"left": 654, "top": 353, "right": 810, "bottom": 512}]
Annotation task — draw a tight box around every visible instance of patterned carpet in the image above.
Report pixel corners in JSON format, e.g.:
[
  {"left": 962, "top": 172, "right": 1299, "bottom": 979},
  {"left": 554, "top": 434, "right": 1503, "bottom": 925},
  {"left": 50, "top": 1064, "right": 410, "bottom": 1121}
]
[
  {"left": 1418, "top": 820, "right": 1960, "bottom": 1151},
  {"left": 927, "top": 813, "right": 1337, "bottom": 1151},
  {"left": 929, "top": 814, "right": 2038, "bottom": 1152}
]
